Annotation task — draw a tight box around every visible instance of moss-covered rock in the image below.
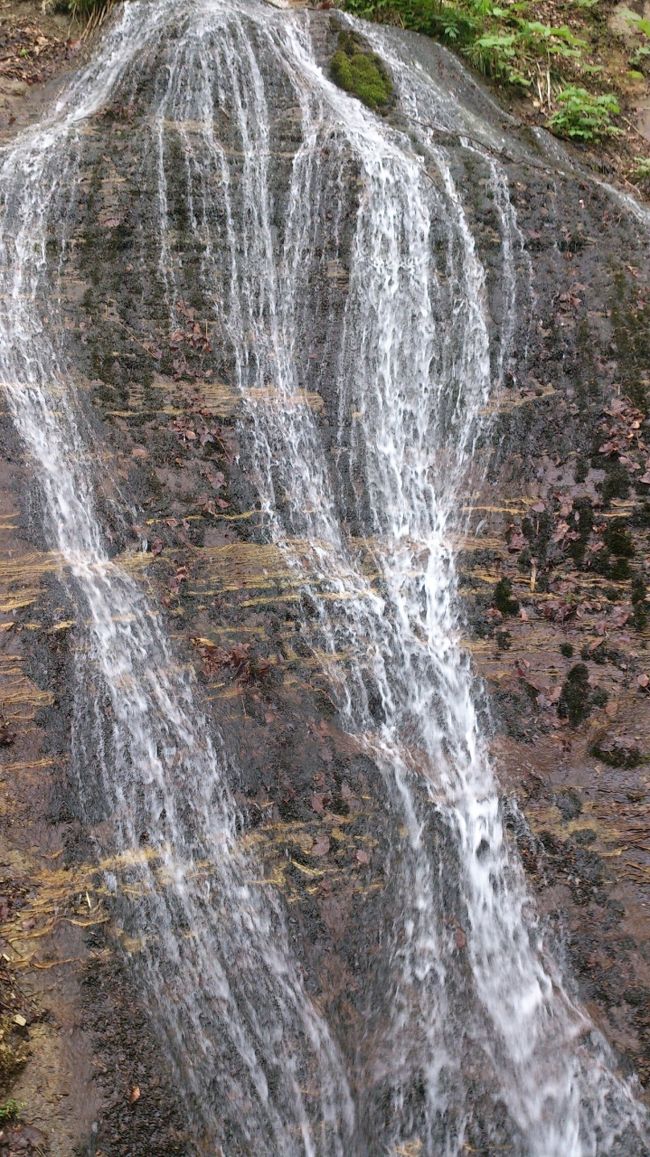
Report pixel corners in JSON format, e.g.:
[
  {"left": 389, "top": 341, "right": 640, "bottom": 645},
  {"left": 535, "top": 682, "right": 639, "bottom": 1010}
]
[
  {"left": 631, "top": 574, "right": 648, "bottom": 630},
  {"left": 330, "top": 32, "right": 393, "bottom": 111},
  {"left": 591, "top": 735, "right": 643, "bottom": 769},
  {"left": 492, "top": 577, "right": 519, "bottom": 615},
  {"left": 603, "top": 518, "right": 635, "bottom": 558},
  {"left": 558, "top": 663, "right": 590, "bottom": 726}
]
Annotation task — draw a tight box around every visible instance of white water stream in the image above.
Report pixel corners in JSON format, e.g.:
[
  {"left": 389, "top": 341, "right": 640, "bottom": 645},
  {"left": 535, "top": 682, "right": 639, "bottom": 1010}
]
[{"left": 0, "top": 1, "right": 647, "bottom": 1153}]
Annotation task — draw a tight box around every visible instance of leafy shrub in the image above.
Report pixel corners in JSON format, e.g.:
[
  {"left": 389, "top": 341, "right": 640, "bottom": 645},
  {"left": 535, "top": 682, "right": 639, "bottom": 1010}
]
[
  {"left": 630, "top": 43, "right": 650, "bottom": 69},
  {"left": 626, "top": 12, "right": 650, "bottom": 39},
  {"left": 343, "top": 0, "right": 478, "bottom": 42},
  {"left": 547, "top": 85, "right": 620, "bottom": 140}
]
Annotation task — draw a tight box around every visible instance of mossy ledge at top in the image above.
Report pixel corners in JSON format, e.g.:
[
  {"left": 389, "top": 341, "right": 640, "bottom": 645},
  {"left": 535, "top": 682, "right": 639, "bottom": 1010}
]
[{"left": 330, "top": 30, "right": 394, "bottom": 111}]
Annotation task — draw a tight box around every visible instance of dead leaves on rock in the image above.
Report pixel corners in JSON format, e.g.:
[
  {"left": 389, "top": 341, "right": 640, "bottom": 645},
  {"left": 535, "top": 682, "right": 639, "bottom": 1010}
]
[
  {"left": 161, "top": 563, "right": 189, "bottom": 608},
  {"left": 598, "top": 397, "right": 647, "bottom": 476},
  {"left": 0, "top": 22, "right": 69, "bottom": 89},
  {"left": 192, "top": 638, "right": 273, "bottom": 687}
]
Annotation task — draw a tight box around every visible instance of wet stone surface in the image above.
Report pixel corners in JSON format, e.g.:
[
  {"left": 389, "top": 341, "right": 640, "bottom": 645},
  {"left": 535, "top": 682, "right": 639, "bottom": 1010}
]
[{"left": 0, "top": 5, "right": 648, "bottom": 1154}]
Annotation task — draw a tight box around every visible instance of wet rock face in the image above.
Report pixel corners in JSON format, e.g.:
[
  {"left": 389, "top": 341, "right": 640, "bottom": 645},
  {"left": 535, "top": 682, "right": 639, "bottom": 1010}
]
[
  {"left": 1, "top": 7, "right": 649, "bottom": 1152},
  {"left": 458, "top": 147, "right": 650, "bottom": 1091}
]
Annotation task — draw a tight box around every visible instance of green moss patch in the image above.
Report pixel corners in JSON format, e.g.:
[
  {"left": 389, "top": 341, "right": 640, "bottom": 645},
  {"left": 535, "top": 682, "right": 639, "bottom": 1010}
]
[
  {"left": 557, "top": 663, "right": 609, "bottom": 726},
  {"left": 603, "top": 518, "right": 635, "bottom": 558},
  {"left": 492, "top": 576, "right": 520, "bottom": 616},
  {"left": 330, "top": 32, "right": 393, "bottom": 111},
  {"left": 591, "top": 736, "right": 642, "bottom": 769}
]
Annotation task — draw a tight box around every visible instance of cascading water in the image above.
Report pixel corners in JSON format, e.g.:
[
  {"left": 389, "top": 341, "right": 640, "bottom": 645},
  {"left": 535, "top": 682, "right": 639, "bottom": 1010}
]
[
  {"left": 0, "top": 1, "right": 647, "bottom": 1154},
  {"left": 0, "top": 7, "right": 355, "bottom": 1155}
]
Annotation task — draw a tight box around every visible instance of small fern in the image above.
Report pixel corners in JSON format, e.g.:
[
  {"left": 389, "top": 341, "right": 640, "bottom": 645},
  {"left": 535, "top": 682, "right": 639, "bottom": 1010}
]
[{"left": 547, "top": 86, "right": 621, "bottom": 141}]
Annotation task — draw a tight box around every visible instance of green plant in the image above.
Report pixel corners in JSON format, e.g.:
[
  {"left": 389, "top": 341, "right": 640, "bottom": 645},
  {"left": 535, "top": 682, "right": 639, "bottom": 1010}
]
[
  {"left": 632, "top": 156, "right": 650, "bottom": 182},
  {"left": 0, "top": 1099, "right": 22, "bottom": 1123},
  {"left": 547, "top": 85, "right": 621, "bottom": 140},
  {"left": 47, "top": 0, "right": 115, "bottom": 21},
  {"left": 344, "top": 1, "right": 590, "bottom": 91},
  {"left": 467, "top": 31, "right": 530, "bottom": 84},
  {"left": 626, "top": 13, "right": 650, "bottom": 38},
  {"left": 344, "top": 0, "right": 480, "bottom": 44},
  {"left": 630, "top": 43, "right": 650, "bottom": 68},
  {"left": 461, "top": 14, "right": 586, "bottom": 84},
  {"left": 518, "top": 20, "right": 586, "bottom": 57}
]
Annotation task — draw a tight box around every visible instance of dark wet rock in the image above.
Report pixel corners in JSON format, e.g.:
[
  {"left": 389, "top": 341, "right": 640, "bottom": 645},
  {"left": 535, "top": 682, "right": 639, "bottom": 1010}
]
[
  {"left": 624, "top": 987, "right": 650, "bottom": 1009},
  {"left": 570, "top": 827, "right": 598, "bottom": 846},
  {"left": 78, "top": 952, "right": 194, "bottom": 1157},
  {"left": 0, "top": 1123, "right": 47, "bottom": 1157},
  {"left": 573, "top": 847, "right": 606, "bottom": 887},
  {"left": 555, "top": 788, "right": 583, "bottom": 821},
  {"left": 591, "top": 735, "right": 643, "bottom": 769},
  {"left": 0, "top": 3, "right": 648, "bottom": 1150},
  {"left": 0, "top": 723, "right": 15, "bottom": 748}
]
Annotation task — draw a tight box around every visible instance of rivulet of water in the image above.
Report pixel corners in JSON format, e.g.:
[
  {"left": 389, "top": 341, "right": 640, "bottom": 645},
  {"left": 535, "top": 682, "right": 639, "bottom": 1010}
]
[{"left": 0, "top": 1, "right": 647, "bottom": 1154}]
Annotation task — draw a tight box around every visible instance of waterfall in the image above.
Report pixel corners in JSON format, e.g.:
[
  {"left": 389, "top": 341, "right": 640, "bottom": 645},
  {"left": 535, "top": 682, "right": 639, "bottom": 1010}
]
[
  {"left": 0, "top": 1, "right": 647, "bottom": 1153},
  {"left": 0, "top": 5, "right": 354, "bottom": 1154}
]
